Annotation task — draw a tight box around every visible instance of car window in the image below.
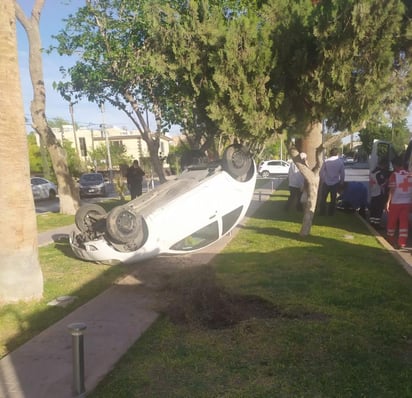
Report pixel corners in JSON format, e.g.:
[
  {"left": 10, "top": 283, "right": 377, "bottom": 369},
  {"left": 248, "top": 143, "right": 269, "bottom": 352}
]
[
  {"left": 31, "top": 178, "right": 43, "bottom": 185},
  {"left": 80, "top": 174, "right": 103, "bottom": 183},
  {"left": 170, "top": 221, "right": 219, "bottom": 251},
  {"left": 222, "top": 206, "right": 243, "bottom": 235}
]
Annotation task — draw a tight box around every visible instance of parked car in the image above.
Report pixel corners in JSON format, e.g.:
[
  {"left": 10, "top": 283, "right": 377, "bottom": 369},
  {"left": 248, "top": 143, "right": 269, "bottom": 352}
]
[
  {"left": 79, "top": 173, "right": 107, "bottom": 198},
  {"left": 258, "top": 160, "right": 290, "bottom": 177},
  {"left": 31, "top": 177, "right": 58, "bottom": 200},
  {"left": 70, "top": 144, "right": 256, "bottom": 265}
]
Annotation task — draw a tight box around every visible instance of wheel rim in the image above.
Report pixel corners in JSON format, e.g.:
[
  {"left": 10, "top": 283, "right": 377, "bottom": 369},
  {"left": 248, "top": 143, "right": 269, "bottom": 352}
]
[{"left": 106, "top": 206, "right": 147, "bottom": 247}]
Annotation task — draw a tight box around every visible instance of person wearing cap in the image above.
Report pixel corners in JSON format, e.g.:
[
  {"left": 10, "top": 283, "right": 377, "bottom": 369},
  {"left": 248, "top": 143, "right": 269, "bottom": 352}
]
[
  {"left": 318, "top": 147, "right": 345, "bottom": 216},
  {"left": 126, "top": 159, "right": 145, "bottom": 200}
]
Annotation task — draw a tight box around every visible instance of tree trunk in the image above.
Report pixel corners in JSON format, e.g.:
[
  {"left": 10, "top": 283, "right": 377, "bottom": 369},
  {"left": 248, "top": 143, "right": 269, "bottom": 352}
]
[
  {"left": 124, "top": 91, "right": 167, "bottom": 183},
  {"left": 0, "top": 0, "right": 43, "bottom": 302},
  {"left": 16, "top": 0, "right": 81, "bottom": 215},
  {"left": 292, "top": 121, "right": 324, "bottom": 237}
]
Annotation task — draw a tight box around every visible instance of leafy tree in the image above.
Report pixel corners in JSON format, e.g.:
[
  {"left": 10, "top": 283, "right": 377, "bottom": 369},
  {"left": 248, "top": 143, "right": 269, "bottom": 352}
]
[
  {"left": 27, "top": 132, "right": 44, "bottom": 174},
  {"left": 15, "top": 0, "right": 80, "bottom": 215},
  {"left": 88, "top": 142, "right": 132, "bottom": 172},
  {"left": 359, "top": 120, "right": 410, "bottom": 155},
  {"left": 51, "top": 0, "right": 412, "bottom": 236},
  {"left": 261, "top": 0, "right": 412, "bottom": 235},
  {"left": 62, "top": 139, "right": 85, "bottom": 177},
  {"left": 52, "top": 0, "right": 169, "bottom": 182}
]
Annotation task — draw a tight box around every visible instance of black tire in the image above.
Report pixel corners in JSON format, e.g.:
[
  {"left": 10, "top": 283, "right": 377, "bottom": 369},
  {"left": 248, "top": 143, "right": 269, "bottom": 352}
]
[
  {"left": 49, "top": 189, "right": 57, "bottom": 200},
  {"left": 261, "top": 171, "right": 270, "bottom": 178},
  {"left": 75, "top": 204, "right": 107, "bottom": 233},
  {"left": 222, "top": 144, "right": 252, "bottom": 178},
  {"left": 106, "top": 206, "right": 147, "bottom": 247}
]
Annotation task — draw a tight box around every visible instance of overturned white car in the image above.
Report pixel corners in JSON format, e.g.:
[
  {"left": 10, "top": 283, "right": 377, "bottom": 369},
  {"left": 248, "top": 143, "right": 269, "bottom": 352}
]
[{"left": 70, "top": 145, "right": 257, "bottom": 265}]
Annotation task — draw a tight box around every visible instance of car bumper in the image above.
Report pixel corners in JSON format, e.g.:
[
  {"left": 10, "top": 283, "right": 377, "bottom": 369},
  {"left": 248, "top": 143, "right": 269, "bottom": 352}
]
[
  {"left": 70, "top": 231, "right": 159, "bottom": 265},
  {"left": 79, "top": 187, "right": 105, "bottom": 196}
]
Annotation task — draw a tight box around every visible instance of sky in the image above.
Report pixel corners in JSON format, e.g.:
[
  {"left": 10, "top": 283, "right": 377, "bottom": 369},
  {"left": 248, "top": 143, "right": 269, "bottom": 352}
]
[{"left": 16, "top": 0, "right": 165, "bottom": 133}]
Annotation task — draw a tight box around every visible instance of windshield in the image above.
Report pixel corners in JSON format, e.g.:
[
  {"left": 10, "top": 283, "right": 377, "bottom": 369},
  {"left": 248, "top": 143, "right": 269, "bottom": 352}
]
[{"left": 80, "top": 174, "right": 104, "bottom": 183}]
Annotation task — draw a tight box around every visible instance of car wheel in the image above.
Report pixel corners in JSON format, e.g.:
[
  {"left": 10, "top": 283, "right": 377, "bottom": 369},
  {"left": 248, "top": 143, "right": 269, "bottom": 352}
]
[
  {"left": 106, "top": 206, "right": 147, "bottom": 247},
  {"left": 49, "top": 189, "right": 57, "bottom": 200},
  {"left": 75, "top": 204, "right": 107, "bottom": 233},
  {"left": 261, "top": 171, "right": 270, "bottom": 178},
  {"left": 222, "top": 144, "right": 252, "bottom": 178}
]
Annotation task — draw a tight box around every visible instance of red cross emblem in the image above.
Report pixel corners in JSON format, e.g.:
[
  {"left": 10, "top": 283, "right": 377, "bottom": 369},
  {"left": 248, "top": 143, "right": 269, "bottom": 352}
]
[{"left": 398, "top": 176, "right": 412, "bottom": 192}]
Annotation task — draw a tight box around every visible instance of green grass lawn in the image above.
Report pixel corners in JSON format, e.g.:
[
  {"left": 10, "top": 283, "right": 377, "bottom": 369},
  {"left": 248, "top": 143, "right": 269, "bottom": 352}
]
[
  {"left": 3, "top": 187, "right": 412, "bottom": 397},
  {"left": 89, "top": 188, "right": 412, "bottom": 398}
]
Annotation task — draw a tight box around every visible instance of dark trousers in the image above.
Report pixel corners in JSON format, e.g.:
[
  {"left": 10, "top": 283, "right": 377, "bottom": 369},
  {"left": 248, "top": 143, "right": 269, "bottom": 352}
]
[
  {"left": 369, "top": 194, "right": 385, "bottom": 224},
  {"left": 285, "top": 187, "right": 303, "bottom": 211},
  {"left": 319, "top": 182, "right": 340, "bottom": 216},
  {"left": 129, "top": 183, "right": 142, "bottom": 200}
]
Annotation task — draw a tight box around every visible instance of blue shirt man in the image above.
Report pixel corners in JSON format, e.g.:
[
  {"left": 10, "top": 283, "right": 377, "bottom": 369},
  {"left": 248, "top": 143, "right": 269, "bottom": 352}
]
[{"left": 318, "top": 148, "right": 345, "bottom": 216}]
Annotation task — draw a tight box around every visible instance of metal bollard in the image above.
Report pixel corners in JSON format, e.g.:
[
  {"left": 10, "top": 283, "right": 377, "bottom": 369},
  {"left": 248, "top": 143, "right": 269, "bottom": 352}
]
[{"left": 68, "top": 322, "right": 87, "bottom": 397}]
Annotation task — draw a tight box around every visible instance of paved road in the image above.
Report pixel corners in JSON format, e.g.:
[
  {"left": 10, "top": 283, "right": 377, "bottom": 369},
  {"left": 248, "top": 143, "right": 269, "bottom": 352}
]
[
  {"left": 36, "top": 178, "right": 285, "bottom": 214},
  {"left": 35, "top": 182, "right": 119, "bottom": 214}
]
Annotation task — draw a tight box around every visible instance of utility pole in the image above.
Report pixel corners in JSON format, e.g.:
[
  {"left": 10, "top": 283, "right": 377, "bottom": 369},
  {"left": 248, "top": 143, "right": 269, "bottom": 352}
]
[
  {"left": 69, "top": 102, "right": 80, "bottom": 156},
  {"left": 100, "top": 104, "right": 113, "bottom": 183}
]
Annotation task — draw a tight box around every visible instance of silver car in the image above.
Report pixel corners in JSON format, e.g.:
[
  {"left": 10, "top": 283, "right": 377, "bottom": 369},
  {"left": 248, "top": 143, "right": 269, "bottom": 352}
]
[{"left": 31, "top": 177, "right": 58, "bottom": 200}]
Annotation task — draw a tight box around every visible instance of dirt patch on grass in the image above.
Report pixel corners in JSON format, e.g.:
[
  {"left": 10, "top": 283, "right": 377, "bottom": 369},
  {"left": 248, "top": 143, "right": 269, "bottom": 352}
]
[{"left": 153, "top": 265, "right": 329, "bottom": 329}]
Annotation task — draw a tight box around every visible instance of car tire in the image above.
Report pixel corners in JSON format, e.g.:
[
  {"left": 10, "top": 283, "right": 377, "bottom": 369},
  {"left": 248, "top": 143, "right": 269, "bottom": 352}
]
[
  {"left": 49, "top": 189, "right": 57, "bottom": 200},
  {"left": 261, "top": 171, "right": 270, "bottom": 178},
  {"left": 222, "top": 144, "right": 252, "bottom": 178},
  {"left": 106, "top": 206, "right": 147, "bottom": 247},
  {"left": 75, "top": 204, "right": 107, "bottom": 233}
]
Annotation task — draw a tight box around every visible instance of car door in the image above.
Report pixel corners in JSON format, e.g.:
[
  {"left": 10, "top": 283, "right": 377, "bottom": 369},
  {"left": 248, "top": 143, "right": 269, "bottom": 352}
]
[
  {"left": 31, "top": 178, "right": 45, "bottom": 200},
  {"left": 369, "top": 140, "right": 395, "bottom": 172}
]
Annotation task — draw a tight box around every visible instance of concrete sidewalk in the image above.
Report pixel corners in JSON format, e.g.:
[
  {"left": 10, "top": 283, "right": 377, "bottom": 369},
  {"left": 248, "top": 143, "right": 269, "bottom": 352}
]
[{"left": 0, "top": 188, "right": 274, "bottom": 398}]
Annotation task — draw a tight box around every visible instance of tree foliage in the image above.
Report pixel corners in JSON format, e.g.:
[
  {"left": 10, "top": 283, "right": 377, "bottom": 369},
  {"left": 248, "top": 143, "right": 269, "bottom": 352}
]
[
  {"left": 51, "top": 0, "right": 412, "bottom": 234},
  {"left": 88, "top": 142, "right": 132, "bottom": 171},
  {"left": 359, "top": 120, "right": 410, "bottom": 155}
]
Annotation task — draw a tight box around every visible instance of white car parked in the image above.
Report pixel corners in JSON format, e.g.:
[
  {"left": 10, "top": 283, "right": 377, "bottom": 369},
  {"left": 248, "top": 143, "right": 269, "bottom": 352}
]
[
  {"left": 258, "top": 160, "right": 290, "bottom": 178},
  {"left": 31, "top": 177, "right": 58, "bottom": 200},
  {"left": 70, "top": 145, "right": 256, "bottom": 265}
]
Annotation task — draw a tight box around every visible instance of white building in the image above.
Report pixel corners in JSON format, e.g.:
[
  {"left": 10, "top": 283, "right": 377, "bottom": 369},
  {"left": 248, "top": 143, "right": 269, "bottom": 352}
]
[{"left": 51, "top": 124, "right": 172, "bottom": 171}]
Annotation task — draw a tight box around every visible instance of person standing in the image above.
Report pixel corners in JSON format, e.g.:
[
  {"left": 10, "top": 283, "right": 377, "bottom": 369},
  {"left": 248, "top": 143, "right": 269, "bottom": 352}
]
[
  {"left": 386, "top": 156, "right": 412, "bottom": 249},
  {"left": 285, "top": 156, "right": 305, "bottom": 212},
  {"left": 369, "top": 159, "right": 390, "bottom": 227},
  {"left": 318, "top": 148, "right": 345, "bottom": 216},
  {"left": 127, "top": 160, "right": 145, "bottom": 200}
]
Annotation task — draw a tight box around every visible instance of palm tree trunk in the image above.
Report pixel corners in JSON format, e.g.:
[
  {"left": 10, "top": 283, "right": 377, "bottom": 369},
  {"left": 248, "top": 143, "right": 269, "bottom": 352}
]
[{"left": 0, "top": 0, "right": 43, "bottom": 302}]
